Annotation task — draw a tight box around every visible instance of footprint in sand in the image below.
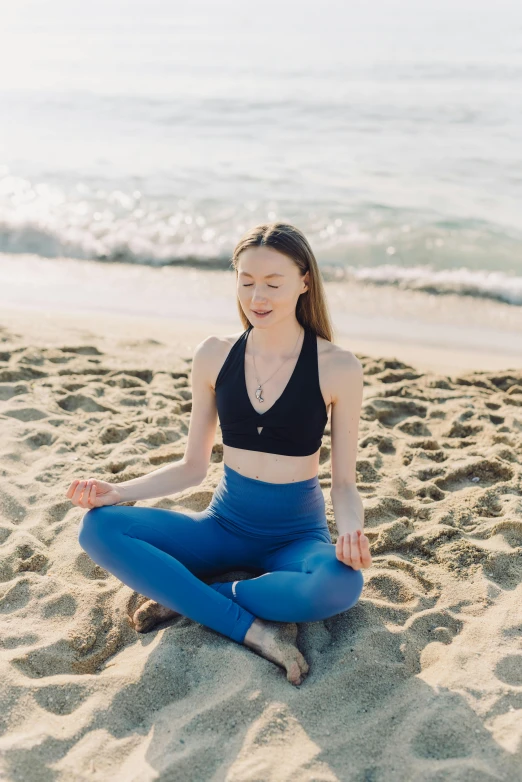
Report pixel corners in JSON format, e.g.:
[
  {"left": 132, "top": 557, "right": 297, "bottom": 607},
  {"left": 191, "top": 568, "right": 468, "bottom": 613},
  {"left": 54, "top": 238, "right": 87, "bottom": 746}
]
[
  {"left": 33, "top": 684, "right": 89, "bottom": 716},
  {"left": 495, "top": 655, "right": 522, "bottom": 687},
  {"left": 407, "top": 438, "right": 447, "bottom": 463},
  {"left": 0, "top": 633, "right": 39, "bottom": 649},
  {"left": 400, "top": 608, "right": 463, "bottom": 675},
  {"left": 411, "top": 704, "right": 478, "bottom": 760},
  {"left": 397, "top": 417, "right": 432, "bottom": 437},
  {"left": 435, "top": 459, "right": 514, "bottom": 493},
  {"left": 360, "top": 433, "right": 396, "bottom": 454},
  {"left": 364, "top": 496, "right": 416, "bottom": 526},
  {"left": 362, "top": 398, "right": 428, "bottom": 428}
]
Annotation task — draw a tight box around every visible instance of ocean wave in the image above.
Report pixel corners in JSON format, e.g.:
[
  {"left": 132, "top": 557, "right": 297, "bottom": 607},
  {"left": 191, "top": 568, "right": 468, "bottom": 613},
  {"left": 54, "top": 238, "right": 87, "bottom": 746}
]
[
  {"left": 320, "top": 264, "right": 522, "bottom": 306},
  {"left": 1, "top": 207, "right": 521, "bottom": 306}
]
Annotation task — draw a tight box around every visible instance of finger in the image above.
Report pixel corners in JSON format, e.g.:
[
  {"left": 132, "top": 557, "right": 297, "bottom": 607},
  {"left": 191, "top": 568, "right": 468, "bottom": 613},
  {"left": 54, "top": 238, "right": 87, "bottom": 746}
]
[
  {"left": 343, "top": 534, "right": 352, "bottom": 566},
  {"left": 71, "top": 480, "right": 87, "bottom": 505},
  {"left": 78, "top": 481, "right": 90, "bottom": 507},
  {"left": 350, "top": 531, "right": 361, "bottom": 569},
  {"left": 83, "top": 481, "right": 94, "bottom": 508},
  {"left": 336, "top": 534, "right": 344, "bottom": 560},
  {"left": 87, "top": 482, "right": 97, "bottom": 507},
  {"left": 80, "top": 481, "right": 93, "bottom": 508},
  {"left": 66, "top": 480, "right": 79, "bottom": 498},
  {"left": 359, "top": 533, "right": 372, "bottom": 567}
]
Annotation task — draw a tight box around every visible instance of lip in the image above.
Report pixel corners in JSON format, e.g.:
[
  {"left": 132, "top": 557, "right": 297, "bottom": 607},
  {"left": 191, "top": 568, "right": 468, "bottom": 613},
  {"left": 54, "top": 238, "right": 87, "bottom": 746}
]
[{"left": 252, "top": 309, "right": 272, "bottom": 315}]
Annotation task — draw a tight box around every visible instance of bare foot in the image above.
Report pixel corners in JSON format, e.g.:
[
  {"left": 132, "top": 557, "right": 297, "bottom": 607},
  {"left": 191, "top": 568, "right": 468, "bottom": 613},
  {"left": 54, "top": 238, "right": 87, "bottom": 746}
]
[
  {"left": 129, "top": 575, "right": 219, "bottom": 633},
  {"left": 132, "top": 600, "right": 181, "bottom": 633},
  {"left": 243, "top": 618, "right": 310, "bottom": 685}
]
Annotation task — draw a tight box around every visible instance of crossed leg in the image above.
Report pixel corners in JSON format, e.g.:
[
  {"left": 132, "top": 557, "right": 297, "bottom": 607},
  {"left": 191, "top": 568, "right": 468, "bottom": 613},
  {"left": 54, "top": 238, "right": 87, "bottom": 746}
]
[
  {"left": 78, "top": 504, "right": 257, "bottom": 643},
  {"left": 78, "top": 505, "right": 364, "bottom": 645},
  {"left": 210, "top": 536, "right": 364, "bottom": 623}
]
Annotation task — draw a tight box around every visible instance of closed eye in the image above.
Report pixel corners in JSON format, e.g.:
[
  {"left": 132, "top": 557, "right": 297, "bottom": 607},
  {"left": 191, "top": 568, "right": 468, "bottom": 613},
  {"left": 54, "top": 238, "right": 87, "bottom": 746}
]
[{"left": 242, "top": 284, "right": 279, "bottom": 288}]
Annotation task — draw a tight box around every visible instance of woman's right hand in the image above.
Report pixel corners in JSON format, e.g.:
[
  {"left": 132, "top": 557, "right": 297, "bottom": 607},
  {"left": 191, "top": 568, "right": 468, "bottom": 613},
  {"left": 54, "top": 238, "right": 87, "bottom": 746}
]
[{"left": 66, "top": 478, "right": 123, "bottom": 508}]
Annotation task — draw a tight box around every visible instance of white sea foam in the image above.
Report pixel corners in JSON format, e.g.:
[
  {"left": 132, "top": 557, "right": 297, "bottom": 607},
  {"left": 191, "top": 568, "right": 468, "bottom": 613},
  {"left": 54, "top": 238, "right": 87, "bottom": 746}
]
[
  {"left": 340, "top": 264, "right": 522, "bottom": 306},
  {"left": 0, "top": 193, "right": 521, "bottom": 306}
]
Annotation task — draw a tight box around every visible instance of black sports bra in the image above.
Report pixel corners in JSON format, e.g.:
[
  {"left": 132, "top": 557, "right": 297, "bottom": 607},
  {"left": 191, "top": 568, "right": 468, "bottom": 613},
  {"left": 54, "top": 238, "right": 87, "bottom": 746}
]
[{"left": 214, "top": 324, "right": 328, "bottom": 457}]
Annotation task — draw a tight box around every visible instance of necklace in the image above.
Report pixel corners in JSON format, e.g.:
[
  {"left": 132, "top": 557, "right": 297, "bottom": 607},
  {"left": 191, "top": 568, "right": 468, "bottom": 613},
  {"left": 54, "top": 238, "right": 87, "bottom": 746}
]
[{"left": 250, "top": 326, "right": 304, "bottom": 403}]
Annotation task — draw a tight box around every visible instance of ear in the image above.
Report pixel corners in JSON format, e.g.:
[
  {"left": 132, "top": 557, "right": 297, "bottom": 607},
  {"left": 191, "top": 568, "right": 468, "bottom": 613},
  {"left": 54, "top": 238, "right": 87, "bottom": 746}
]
[{"left": 302, "top": 271, "right": 310, "bottom": 293}]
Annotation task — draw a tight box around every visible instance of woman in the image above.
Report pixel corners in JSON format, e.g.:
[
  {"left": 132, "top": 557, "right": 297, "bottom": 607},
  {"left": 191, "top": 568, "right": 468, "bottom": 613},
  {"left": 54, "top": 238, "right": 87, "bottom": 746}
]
[{"left": 69, "top": 222, "right": 372, "bottom": 686}]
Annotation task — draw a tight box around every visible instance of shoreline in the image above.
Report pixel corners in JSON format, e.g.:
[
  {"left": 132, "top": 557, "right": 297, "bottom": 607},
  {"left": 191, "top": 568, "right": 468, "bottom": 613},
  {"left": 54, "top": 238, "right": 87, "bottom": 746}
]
[
  {"left": 1, "top": 297, "right": 521, "bottom": 377},
  {"left": 2, "top": 251, "right": 522, "bottom": 374}
]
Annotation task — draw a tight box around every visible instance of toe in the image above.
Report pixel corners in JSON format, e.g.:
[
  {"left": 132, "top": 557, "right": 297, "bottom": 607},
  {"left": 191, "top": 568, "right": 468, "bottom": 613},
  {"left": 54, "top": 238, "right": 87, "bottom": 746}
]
[
  {"left": 133, "top": 606, "right": 156, "bottom": 632},
  {"left": 286, "top": 660, "right": 303, "bottom": 685},
  {"left": 134, "top": 618, "right": 152, "bottom": 633}
]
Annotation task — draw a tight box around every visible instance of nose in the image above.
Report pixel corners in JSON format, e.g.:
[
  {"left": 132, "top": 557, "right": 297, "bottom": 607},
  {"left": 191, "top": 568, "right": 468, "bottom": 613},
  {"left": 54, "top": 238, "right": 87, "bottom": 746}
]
[{"left": 250, "top": 289, "right": 269, "bottom": 304}]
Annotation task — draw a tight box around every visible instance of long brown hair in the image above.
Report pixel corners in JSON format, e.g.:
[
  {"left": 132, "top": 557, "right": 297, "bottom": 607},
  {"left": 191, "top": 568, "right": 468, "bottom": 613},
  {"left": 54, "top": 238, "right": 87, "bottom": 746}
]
[{"left": 231, "top": 222, "right": 335, "bottom": 342}]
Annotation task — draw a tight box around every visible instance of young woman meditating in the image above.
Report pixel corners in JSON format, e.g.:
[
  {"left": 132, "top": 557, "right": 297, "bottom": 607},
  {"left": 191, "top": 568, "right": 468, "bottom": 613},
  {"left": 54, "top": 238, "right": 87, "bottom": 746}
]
[{"left": 68, "top": 222, "right": 372, "bottom": 686}]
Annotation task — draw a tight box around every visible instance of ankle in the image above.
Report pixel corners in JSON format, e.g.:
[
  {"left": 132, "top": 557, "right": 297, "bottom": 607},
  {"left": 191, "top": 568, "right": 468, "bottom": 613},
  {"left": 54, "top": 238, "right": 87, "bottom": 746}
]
[{"left": 243, "top": 617, "right": 265, "bottom": 648}]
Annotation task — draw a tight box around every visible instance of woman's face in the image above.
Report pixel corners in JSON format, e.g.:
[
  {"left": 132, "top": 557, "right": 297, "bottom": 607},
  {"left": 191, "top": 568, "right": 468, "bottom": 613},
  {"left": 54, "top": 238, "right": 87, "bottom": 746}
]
[{"left": 236, "top": 247, "right": 309, "bottom": 327}]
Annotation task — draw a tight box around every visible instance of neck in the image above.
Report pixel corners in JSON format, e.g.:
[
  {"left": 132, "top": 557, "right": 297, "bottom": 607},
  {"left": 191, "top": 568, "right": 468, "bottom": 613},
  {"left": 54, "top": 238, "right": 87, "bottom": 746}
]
[{"left": 249, "top": 317, "right": 303, "bottom": 358}]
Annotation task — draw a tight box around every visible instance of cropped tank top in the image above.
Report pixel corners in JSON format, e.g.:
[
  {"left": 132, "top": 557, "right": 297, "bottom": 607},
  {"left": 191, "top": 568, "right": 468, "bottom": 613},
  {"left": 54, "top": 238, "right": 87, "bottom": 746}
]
[{"left": 214, "top": 324, "right": 328, "bottom": 457}]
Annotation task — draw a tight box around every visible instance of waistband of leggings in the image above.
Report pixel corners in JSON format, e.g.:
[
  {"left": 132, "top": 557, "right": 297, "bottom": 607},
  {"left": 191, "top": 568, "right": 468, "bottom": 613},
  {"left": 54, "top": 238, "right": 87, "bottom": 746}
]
[{"left": 208, "top": 463, "right": 329, "bottom": 539}]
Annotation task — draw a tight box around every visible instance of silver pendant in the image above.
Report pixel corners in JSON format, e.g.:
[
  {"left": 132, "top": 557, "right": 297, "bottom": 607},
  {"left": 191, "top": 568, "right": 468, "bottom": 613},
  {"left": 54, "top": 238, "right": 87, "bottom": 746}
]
[{"left": 255, "top": 385, "right": 264, "bottom": 402}]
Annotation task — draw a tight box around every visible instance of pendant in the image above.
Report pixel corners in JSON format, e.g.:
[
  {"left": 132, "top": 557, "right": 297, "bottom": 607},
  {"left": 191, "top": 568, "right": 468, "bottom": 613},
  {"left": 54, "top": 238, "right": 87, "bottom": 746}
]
[{"left": 255, "top": 385, "right": 264, "bottom": 402}]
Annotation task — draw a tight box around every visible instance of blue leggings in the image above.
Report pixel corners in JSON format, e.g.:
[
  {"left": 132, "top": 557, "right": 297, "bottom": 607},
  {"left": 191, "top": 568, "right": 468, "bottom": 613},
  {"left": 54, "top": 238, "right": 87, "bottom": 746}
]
[{"left": 78, "top": 463, "right": 364, "bottom": 644}]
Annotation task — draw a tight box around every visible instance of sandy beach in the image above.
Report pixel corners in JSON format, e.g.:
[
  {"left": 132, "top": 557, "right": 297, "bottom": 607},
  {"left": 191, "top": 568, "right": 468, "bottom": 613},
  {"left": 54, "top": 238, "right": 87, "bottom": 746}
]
[
  {"left": 1, "top": 277, "right": 521, "bottom": 781},
  {"left": 3, "top": 0, "right": 521, "bottom": 773}
]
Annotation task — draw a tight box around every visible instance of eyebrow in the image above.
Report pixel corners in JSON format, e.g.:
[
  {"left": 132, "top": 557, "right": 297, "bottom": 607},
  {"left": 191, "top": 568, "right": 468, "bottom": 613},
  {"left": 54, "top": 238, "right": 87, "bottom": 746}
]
[{"left": 238, "top": 272, "right": 286, "bottom": 278}]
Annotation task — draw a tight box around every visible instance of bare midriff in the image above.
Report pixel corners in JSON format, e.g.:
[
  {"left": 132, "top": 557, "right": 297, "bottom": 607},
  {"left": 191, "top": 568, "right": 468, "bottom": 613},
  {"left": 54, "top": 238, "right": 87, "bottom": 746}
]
[
  {"left": 222, "top": 446, "right": 320, "bottom": 483},
  {"left": 222, "top": 401, "right": 331, "bottom": 484}
]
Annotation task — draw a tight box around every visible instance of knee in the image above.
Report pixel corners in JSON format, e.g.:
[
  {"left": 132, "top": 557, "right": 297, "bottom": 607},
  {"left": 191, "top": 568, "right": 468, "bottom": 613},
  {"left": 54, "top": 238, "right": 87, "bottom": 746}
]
[
  {"left": 78, "top": 506, "right": 118, "bottom": 551},
  {"left": 339, "top": 565, "right": 364, "bottom": 611},
  {"left": 321, "top": 562, "right": 364, "bottom": 616}
]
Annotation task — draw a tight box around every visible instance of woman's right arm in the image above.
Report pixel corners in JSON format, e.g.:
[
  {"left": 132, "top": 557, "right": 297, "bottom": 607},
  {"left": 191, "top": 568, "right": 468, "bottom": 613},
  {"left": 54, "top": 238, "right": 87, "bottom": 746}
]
[
  {"left": 66, "top": 335, "right": 220, "bottom": 508},
  {"left": 117, "top": 459, "right": 203, "bottom": 503},
  {"left": 66, "top": 460, "right": 202, "bottom": 507}
]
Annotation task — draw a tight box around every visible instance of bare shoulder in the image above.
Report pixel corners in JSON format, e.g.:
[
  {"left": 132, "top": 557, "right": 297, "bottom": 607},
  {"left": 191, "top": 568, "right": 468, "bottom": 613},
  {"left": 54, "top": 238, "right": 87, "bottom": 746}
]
[
  {"left": 194, "top": 331, "right": 244, "bottom": 390},
  {"left": 217, "top": 330, "right": 245, "bottom": 348},
  {"left": 316, "top": 337, "right": 363, "bottom": 406}
]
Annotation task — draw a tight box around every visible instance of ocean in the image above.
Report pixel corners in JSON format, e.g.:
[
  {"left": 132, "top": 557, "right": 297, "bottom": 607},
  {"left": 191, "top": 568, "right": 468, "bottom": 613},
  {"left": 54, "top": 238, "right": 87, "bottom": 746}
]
[{"left": 1, "top": 0, "right": 521, "bottom": 304}]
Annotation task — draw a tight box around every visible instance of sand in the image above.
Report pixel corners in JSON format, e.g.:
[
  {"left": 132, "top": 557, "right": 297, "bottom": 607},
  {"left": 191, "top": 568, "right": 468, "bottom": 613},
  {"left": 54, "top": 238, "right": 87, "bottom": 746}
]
[{"left": 0, "top": 304, "right": 521, "bottom": 782}]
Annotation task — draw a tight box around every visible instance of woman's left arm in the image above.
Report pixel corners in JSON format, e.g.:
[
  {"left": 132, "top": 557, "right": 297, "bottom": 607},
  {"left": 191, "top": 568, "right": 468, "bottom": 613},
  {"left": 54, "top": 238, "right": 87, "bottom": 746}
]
[{"left": 328, "top": 350, "right": 372, "bottom": 570}]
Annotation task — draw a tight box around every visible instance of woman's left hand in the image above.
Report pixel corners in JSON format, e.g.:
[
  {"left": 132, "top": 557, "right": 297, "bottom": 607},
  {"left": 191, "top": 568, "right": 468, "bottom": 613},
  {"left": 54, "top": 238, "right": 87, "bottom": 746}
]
[{"left": 336, "top": 529, "right": 372, "bottom": 570}]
